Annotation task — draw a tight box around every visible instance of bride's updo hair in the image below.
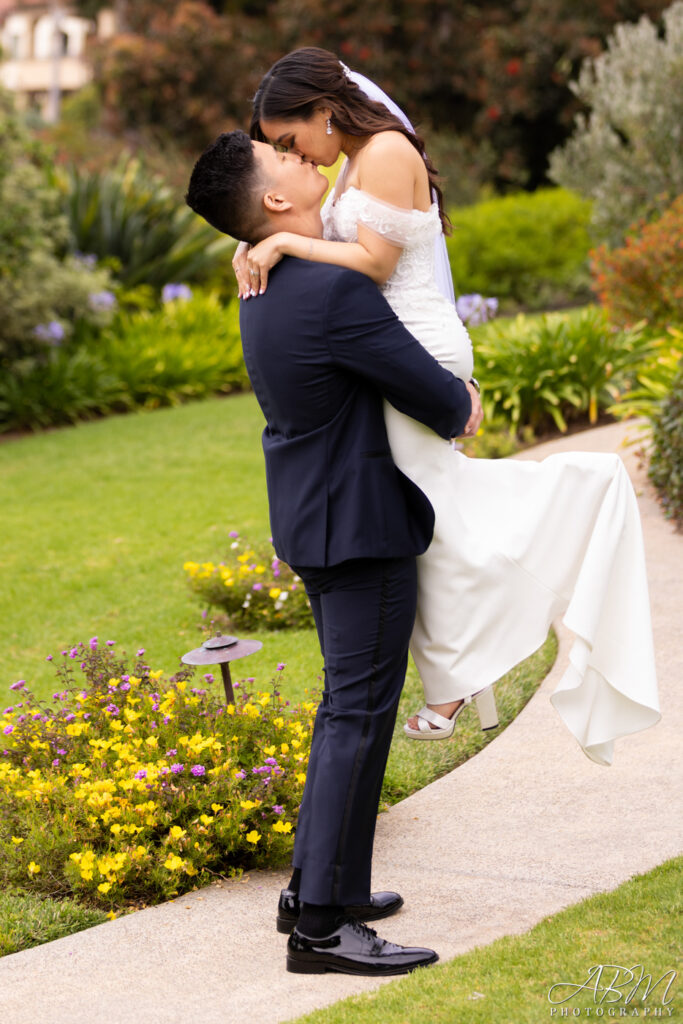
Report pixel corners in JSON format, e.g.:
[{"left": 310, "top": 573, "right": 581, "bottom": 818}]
[{"left": 250, "top": 47, "right": 450, "bottom": 234}]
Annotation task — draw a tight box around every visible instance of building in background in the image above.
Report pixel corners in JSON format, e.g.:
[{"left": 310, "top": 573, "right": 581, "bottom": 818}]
[{"left": 0, "top": 1, "right": 115, "bottom": 120}]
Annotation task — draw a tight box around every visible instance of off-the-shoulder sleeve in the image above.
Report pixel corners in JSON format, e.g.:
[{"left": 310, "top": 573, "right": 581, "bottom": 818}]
[{"left": 332, "top": 188, "right": 441, "bottom": 248}]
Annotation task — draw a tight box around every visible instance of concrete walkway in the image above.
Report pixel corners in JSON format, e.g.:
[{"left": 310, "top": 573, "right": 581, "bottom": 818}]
[{"left": 2, "top": 421, "right": 682, "bottom": 1024}]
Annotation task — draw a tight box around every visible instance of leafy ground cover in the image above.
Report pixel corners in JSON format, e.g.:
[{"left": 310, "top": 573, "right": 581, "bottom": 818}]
[{"left": 292, "top": 856, "right": 682, "bottom": 1024}]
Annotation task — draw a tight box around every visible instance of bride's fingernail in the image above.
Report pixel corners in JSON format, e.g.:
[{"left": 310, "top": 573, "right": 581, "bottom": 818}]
[{"left": 250, "top": 289, "right": 257, "bottom": 297}]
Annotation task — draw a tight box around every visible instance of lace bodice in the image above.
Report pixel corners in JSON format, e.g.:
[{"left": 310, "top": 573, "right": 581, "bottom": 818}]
[{"left": 322, "top": 187, "right": 473, "bottom": 378}]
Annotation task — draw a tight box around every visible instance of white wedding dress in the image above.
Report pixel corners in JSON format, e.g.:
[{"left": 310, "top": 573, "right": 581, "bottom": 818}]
[{"left": 322, "top": 185, "right": 661, "bottom": 766}]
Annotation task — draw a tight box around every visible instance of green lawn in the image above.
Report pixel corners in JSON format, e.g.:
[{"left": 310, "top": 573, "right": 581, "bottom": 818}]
[
  {"left": 293, "top": 856, "right": 682, "bottom": 1024},
  {"left": 0, "top": 394, "right": 323, "bottom": 703}
]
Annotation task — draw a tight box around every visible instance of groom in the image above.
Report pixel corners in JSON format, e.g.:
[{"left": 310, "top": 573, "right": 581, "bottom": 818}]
[{"left": 186, "top": 131, "right": 480, "bottom": 975}]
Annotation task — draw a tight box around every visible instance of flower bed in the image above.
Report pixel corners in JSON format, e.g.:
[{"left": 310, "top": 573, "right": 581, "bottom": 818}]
[
  {"left": 0, "top": 641, "right": 315, "bottom": 910},
  {"left": 184, "top": 532, "right": 314, "bottom": 632}
]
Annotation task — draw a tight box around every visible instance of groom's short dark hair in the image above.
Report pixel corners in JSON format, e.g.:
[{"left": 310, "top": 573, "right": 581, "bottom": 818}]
[{"left": 185, "top": 130, "right": 268, "bottom": 244}]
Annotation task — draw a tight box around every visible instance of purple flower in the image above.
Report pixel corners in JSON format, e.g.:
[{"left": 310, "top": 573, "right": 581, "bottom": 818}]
[
  {"left": 32, "top": 712, "right": 42, "bottom": 720},
  {"left": 170, "top": 763, "right": 184, "bottom": 775},
  {"left": 89, "top": 637, "right": 98, "bottom": 649},
  {"left": 3, "top": 707, "right": 13, "bottom": 714},
  {"left": 34, "top": 321, "right": 65, "bottom": 345},
  {"left": 106, "top": 640, "right": 116, "bottom": 647},
  {"left": 229, "top": 530, "right": 239, "bottom": 538},
  {"left": 252, "top": 583, "right": 263, "bottom": 591},
  {"left": 276, "top": 663, "right": 285, "bottom": 672},
  {"left": 106, "top": 704, "right": 119, "bottom": 716},
  {"left": 163, "top": 716, "right": 171, "bottom": 725},
  {"left": 74, "top": 251, "right": 97, "bottom": 268},
  {"left": 3, "top": 725, "right": 13, "bottom": 735},
  {"left": 203, "top": 674, "right": 214, "bottom": 684},
  {"left": 235, "top": 770, "right": 246, "bottom": 780},
  {"left": 190, "top": 765, "right": 206, "bottom": 777},
  {"left": 455, "top": 293, "right": 499, "bottom": 327},
  {"left": 88, "top": 290, "right": 117, "bottom": 312},
  {"left": 272, "top": 805, "right": 284, "bottom": 815},
  {"left": 162, "top": 283, "right": 192, "bottom": 303},
  {"left": 134, "top": 769, "right": 147, "bottom": 780},
  {"left": 69, "top": 647, "right": 79, "bottom": 659},
  {"left": 150, "top": 721, "right": 157, "bottom": 730},
  {"left": 120, "top": 682, "right": 130, "bottom": 692},
  {"left": 64, "top": 714, "right": 76, "bottom": 724},
  {"left": 136, "top": 649, "right": 145, "bottom": 657},
  {"left": 121, "top": 675, "right": 129, "bottom": 682},
  {"left": 166, "top": 749, "right": 177, "bottom": 757},
  {"left": 264, "top": 757, "right": 278, "bottom": 766},
  {"left": 10, "top": 680, "right": 26, "bottom": 691},
  {"left": 56, "top": 748, "right": 66, "bottom": 756},
  {"left": 52, "top": 759, "right": 60, "bottom": 767}
]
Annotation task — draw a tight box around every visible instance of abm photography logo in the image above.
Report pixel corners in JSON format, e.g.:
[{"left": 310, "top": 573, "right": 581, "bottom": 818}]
[{"left": 548, "top": 963, "right": 678, "bottom": 1017}]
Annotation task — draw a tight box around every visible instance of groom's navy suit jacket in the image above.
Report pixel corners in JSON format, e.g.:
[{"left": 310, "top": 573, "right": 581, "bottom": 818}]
[{"left": 239, "top": 257, "right": 471, "bottom": 568}]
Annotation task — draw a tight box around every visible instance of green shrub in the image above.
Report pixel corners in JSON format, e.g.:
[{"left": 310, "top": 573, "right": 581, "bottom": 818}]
[
  {"left": 0, "top": 291, "right": 249, "bottom": 433},
  {"left": 471, "top": 306, "right": 659, "bottom": 435},
  {"left": 0, "top": 641, "right": 315, "bottom": 908},
  {"left": 93, "top": 290, "right": 248, "bottom": 407},
  {"left": 185, "top": 533, "right": 314, "bottom": 632},
  {"left": 610, "top": 327, "right": 683, "bottom": 422},
  {"left": 61, "top": 156, "right": 235, "bottom": 292},
  {"left": 649, "top": 357, "right": 683, "bottom": 527},
  {"left": 447, "top": 188, "right": 593, "bottom": 312},
  {"left": 0, "top": 347, "right": 128, "bottom": 433},
  {"left": 591, "top": 195, "right": 683, "bottom": 329},
  {"left": 0, "top": 90, "right": 115, "bottom": 368},
  {"left": 549, "top": 2, "right": 683, "bottom": 245}
]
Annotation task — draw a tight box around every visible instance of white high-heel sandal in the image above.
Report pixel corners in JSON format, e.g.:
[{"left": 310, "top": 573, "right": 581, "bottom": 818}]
[{"left": 403, "top": 686, "right": 498, "bottom": 740}]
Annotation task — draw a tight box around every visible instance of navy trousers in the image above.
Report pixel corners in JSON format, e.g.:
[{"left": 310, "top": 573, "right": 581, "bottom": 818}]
[{"left": 289, "top": 556, "right": 418, "bottom": 907}]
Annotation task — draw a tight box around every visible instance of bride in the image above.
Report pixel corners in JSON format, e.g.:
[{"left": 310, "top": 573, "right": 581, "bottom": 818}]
[{"left": 234, "top": 47, "right": 660, "bottom": 766}]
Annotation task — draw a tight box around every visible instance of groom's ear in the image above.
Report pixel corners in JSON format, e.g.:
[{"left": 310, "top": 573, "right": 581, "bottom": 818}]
[{"left": 263, "top": 190, "right": 293, "bottom": 214}]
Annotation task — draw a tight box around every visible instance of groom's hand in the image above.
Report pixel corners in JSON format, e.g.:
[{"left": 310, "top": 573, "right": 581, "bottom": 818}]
[{"left": 461, "top": 380, "right": 483, "bottom": 438}]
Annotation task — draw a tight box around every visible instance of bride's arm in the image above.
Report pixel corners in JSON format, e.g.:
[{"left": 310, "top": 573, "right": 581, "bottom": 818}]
[{"left": 247, "top": 134, "right": 419, "bottom": 294}]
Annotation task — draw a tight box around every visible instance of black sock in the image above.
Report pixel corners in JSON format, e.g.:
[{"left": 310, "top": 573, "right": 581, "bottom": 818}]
[
  {"left": 297, "top": 901, "right": 343, "bottom": 937},
  {"left": 288, "top": 867, "right": 302, "bottom": 893}
]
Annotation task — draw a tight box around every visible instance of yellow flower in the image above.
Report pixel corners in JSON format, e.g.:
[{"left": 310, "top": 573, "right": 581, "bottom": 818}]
[
  {"left": 296, "top": 772, "right": 306, "bottom": 785},
  {"left": 81, "top": 870, "right": 94, "bottom": 881},
  {"left": 226, "top": 704, "right": 235, "bottom": 716},
  {"left": 163, "top": 854, "right": 184, "bottom": 871},
  {"left": 240, "top": 799, "right": 258, "bottom": 810},
  {"left": 269, "top": 587, "right": 281, "bottom": 600},
  {"left": 27, "top": 861, "right": 41, "bottom": 875},
  {"left": 280, "top": 744, "right": 290, "bottom": 755},
  {"left": 169, "top": 826, "right": 186, "bottom": 841},
  {"left": 107, "top": 911, "right": 118, "bottom": 921},
  {"left": 245, "top": 830, "right": 261, "bottom": 845},
  {"left": 185, "top": 865, "right": 198, "bottom": 877},
  {"left": 11, "top": 836, "right": 24, "bottom": 845},
  {"left": 199, "top": 814, "right": 214, "bottom": 826},
  {"left": 272, "top": 821, "right": 292, "bottom": 834},
  {"left": 263, "top": 745, "right": 276, "bottom": 757},
  {"left": 149, "top": 669, "right": 164, "bottom": 681},
  {"left": 273, "top": 717, "right": 284, "bottom": 729},
  {"left": 97, "top": 882, "right": 112, "bottom": 894},
  {"left": 211, "top": 803, "right": 223, "bottom": 813}
]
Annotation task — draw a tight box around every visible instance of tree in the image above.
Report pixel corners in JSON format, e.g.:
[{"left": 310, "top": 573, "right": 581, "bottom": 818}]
[{"left": 549, "top": 0, "right": 683, "bottom": 242}]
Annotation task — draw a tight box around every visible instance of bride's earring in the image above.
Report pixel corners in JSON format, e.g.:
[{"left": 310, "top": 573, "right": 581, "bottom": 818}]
[{"left": 326, "top": 117, "right": 333, "bottom": 135}]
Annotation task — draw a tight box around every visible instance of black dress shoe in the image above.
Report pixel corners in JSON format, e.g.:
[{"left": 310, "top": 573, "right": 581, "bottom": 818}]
[
  {"left": 276, "top": 888, "right": 404, "bottom": 934},
  {"left": 287, "top": 917, "right": 438, "bottom": 975}
]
